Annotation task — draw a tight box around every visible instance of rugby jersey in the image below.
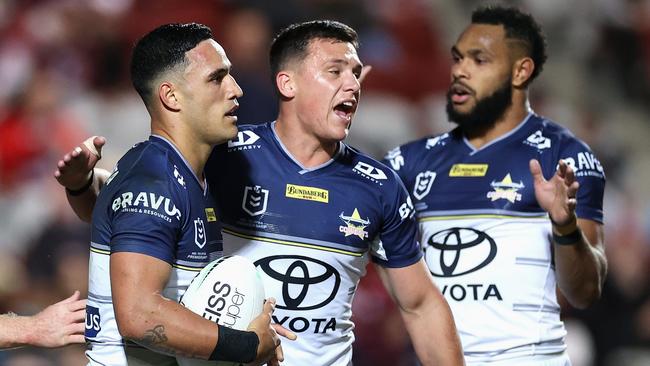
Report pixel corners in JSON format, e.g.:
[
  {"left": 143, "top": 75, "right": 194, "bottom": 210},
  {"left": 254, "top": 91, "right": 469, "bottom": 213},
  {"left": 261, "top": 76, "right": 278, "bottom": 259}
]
[
  {"left": 207, "top": 122, "right": 421, "bottom": 366},
  {"left": 384, "top": 112, "right": 605, "bottom": 363},
  {"left": 87, "top": 135, "right": 222, "bottom": 365}
]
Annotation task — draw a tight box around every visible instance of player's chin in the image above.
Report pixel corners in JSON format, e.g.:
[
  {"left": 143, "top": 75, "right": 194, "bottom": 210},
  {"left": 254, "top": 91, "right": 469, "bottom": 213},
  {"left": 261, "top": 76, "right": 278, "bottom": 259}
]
[
  {"left": 330, "top": 122, "right": 351, "bottom": 140},
  {"left": 209, "top": 121, "right": 238, "bottom": 145},
  {"left": 453, "top": 99, "right": 477, "bottom": 113},
  {"left": 224, "top": 116, "right": 239, "bottom": 134},
  {"left": 332, "top": 116, "right": 352, "bottom": 136},
  {"left": 334, "top": 129, "right": 349, "bottom": 142}
]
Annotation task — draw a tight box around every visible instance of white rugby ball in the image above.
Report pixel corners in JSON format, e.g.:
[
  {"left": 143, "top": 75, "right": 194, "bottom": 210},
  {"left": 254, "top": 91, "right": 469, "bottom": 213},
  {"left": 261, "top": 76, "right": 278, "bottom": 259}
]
[{"left": 177, "top": 255, "right": 265, "bottom": 366}]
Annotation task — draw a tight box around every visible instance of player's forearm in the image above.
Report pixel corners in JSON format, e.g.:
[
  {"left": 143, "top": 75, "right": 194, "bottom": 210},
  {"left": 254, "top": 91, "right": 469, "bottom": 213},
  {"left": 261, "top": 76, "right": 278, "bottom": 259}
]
[
  {"left": 554, "top": 241, "right": 606, "bottom": 308},
  {"left": 66, "top": 168, "right": 110, "bottom": 222},
  {"left": 401, "top": 294, "right": 465, "bottom": 366},
  {"left": 0, "top": 313, "right": 35, "bottom": 349},
  {"left": 553, "top": 220, "right": 607, "bottom": 309},
  {"left": 115, "top": 292, "right": 219, "bottom": 359}
]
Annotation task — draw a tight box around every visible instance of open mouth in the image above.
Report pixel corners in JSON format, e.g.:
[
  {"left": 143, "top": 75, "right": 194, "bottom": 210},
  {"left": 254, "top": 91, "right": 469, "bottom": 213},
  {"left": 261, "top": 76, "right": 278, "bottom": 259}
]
[
  {"left": 225, "top": 104, "right": 239, "bottom": 118},
  {"left": 334, "top": 100, "right": 356, "bottom": 121},
  {"left": 449, "top": 83, "right": 473, "bottom": 103}
]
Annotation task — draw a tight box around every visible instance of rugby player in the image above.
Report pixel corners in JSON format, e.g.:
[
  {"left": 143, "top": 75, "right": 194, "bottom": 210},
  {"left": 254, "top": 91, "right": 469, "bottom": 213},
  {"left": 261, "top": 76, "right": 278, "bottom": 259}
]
[
  {"left": 56, "top": 23, "right": 286, "bottom": 365},
  {"left": 384, "top": 6, "right": 607, "bottom": 365}
]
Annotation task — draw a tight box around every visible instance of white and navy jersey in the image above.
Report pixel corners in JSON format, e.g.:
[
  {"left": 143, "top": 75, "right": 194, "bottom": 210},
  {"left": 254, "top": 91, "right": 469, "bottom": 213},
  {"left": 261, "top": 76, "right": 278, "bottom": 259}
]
[
  {"left": 207, "top": 122, "right": 420, "bottom": 366},
  {"left": 86, "top": 135, "right": 222, "bottom": 366},
  {"left": 384, "top": 113, "right": 605, "bottom": 363}
]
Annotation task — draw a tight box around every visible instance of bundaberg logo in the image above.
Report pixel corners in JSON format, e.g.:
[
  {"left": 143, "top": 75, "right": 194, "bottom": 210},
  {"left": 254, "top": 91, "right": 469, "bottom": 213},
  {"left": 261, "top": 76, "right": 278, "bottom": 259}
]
[{"left": 285, "top": 184, "right": 328, "bottom": 203}]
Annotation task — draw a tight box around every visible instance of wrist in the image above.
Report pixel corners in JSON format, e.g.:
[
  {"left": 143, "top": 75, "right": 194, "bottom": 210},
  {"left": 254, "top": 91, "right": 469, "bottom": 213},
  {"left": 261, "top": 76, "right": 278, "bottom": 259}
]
[
  {"left": 550, "top": 214, "right": 577, "bottom": 236},
  {"left": 552, "top": 226, "right": 582, "bottom": 246},
  {"left": 12, "top": 314, "right": 35, "bottom": 346},
  {"left": 209, "top": 325, "right": 259, "bottom": 363},
  {"left": 66, "top": 169, "right": 94, "bottom": 196}
]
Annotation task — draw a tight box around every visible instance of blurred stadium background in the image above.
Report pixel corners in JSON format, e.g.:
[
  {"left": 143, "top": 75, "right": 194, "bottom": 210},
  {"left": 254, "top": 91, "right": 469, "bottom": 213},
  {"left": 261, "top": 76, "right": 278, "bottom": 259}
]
[{"left": 0, "top": 0, "right": 648, "bottom": 365}]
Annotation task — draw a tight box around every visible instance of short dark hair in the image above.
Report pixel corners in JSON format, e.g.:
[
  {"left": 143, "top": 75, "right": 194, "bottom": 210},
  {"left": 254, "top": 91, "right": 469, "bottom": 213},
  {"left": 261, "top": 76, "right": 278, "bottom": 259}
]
[
  {"left": 269, "top": 20, "right": 359, "bottom": 78},
  {"left": 130, "top": 23, "right": 213, "bottom": 106},
  {"left": 472, "top": 5, "right": 547, "bottom": 84}
]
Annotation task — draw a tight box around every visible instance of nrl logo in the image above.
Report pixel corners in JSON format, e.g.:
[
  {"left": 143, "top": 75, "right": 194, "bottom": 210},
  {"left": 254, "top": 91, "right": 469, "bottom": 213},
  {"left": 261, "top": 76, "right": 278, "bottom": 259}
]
[
  {"left": 338, "top": 208, "right": 370, "bottom": 240},
  {"left": 242, "top": 185, "right": 269, "bottom": 216},
  {"left": 486, "top": 174, "right": 524, "bottom": 203},
  {"left": 413, "top": 171, "right": 436, "bottom": 200},
  {"left": 194, "top": 217, "right": 206, "bottom": 248}
]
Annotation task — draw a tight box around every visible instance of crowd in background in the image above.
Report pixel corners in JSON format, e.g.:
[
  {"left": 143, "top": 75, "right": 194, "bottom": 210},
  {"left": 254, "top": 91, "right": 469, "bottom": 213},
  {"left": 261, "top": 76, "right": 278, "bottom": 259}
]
[{"left": 0, "top": 0, "right": 648, "bottom": 365}]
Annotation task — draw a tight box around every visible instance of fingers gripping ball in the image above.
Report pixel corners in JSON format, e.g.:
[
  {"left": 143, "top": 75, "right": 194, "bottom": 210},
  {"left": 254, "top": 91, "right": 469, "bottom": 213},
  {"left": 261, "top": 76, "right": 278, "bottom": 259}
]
[{"left": 177, "top": 255, "right": 266, "bottom": 366}]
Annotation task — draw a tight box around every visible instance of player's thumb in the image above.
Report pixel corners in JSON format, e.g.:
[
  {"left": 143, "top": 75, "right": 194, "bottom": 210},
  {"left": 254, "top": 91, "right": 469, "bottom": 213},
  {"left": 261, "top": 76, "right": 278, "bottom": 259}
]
[
  {"left": 58, "top": 290, "right": 81, "bottom": 304},
  {"left": 263, "top": 298, "right": 276, "bottom": 316},
  {"left": 529, "top": 159, "right": 545, "bottom": 185}
]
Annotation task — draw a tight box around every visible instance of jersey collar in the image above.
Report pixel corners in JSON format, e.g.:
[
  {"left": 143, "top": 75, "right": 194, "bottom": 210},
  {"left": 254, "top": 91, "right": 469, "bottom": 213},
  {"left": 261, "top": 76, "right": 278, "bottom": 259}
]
[
  {"left": 270, "top": 121, "right": 343, "bottom": 174},
  {"left": 462, "top": 112, "right": 534, "bottom": 155},
  {"left": 150, "top": 134, "right": 208, "bottom": 194}
]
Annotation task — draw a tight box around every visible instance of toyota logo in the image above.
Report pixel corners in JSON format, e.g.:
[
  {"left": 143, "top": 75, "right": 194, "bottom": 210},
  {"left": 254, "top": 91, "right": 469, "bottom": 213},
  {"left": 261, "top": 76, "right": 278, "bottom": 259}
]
[
  {"left": 254, "top": 255, "right": 341, "bottom": 310},
  {"left": 423, "top": 227, "right": 497, "bottom": 277}
]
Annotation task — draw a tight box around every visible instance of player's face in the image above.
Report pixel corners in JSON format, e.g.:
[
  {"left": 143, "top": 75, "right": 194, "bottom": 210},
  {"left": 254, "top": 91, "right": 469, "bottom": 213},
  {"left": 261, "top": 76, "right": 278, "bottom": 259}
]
[
  {"left": 181, "top": 39, "right": 243, "bottom": 145},
  {"left": 292, "top": 38, "right": 362, "bottom": 143},
  {"left": 446, "top": 24, "right": 514, "bottom": 132}
]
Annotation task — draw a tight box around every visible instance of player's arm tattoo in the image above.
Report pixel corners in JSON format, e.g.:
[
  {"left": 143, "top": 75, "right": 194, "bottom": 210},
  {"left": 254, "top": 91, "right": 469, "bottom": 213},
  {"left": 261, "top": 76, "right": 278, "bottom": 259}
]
[{"left": 138, "top": 325, "right": 177, "bottom": 356}]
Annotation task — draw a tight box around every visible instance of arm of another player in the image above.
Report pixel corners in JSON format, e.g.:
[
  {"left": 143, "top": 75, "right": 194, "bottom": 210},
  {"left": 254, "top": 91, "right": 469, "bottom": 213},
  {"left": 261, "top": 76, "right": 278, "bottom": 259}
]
[
  {"left": 530, "top": 159, "right": 608, "bottom": 309},
  {"left": 376, "top": 259, "right": 465, "bottom": 366},
  {"left": 111, "top": 252, "right": 283, "bottom": 364},
  {"left": 0, "top": 291, "right": 86, "bottom": 349},
  {"left": 54, "top": 136, "right": 111, "bottom": 222}
]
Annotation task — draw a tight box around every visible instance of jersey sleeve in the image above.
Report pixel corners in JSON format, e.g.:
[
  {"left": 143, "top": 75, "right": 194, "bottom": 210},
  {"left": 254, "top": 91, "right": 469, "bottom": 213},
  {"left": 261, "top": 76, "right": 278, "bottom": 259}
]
[
  {"left": 370, "top": 173, "right": 422, "bottom": 268},
  {"left": 382, "top": 145, "right": 410, "bottom": 182},
  {"left": 382, "top": 138, "right": 432, "bottom": 196},
  {"left": 107, "top": 167, "right": 187, "bottom": 263},
  {"left": 556, "top": 138, "right": 606, "bottom": 223}
]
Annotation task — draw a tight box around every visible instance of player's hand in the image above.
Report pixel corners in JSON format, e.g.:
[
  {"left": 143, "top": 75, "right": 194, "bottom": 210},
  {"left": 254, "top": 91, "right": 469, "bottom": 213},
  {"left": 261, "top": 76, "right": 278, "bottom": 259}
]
[
  {"left": 266, "top": 321, "right": 297, "bottom": 365},
  {"left": 529, "top": 159, "right": 579, "bottom": 226},
  {"left": 247, "top": 298, "right": 283, "bottom": 365},
  {"left": 54, "top": 136, "right": 105, "bottom": 190},
  {"left": 27, "top": 290, "right": 87, "bottom": 348}
]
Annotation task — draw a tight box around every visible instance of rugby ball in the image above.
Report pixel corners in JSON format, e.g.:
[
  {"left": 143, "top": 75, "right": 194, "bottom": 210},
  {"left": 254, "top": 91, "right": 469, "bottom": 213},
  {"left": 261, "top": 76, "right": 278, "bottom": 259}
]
[{"left": 177, "top": 255, "right": 265, "bottom": 366}]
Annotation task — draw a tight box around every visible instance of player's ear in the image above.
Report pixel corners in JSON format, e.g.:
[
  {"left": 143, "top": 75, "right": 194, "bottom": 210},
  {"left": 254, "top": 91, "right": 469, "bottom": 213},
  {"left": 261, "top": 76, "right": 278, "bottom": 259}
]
[
  {"left": 159, "top": 82, "right": 181, "bottom": 111},
  {"left": 512, "top": 57, "right": 534, "bottom": 88},
  {"left": 276, "top": 71, "right": 296, "bottom": 99}
]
